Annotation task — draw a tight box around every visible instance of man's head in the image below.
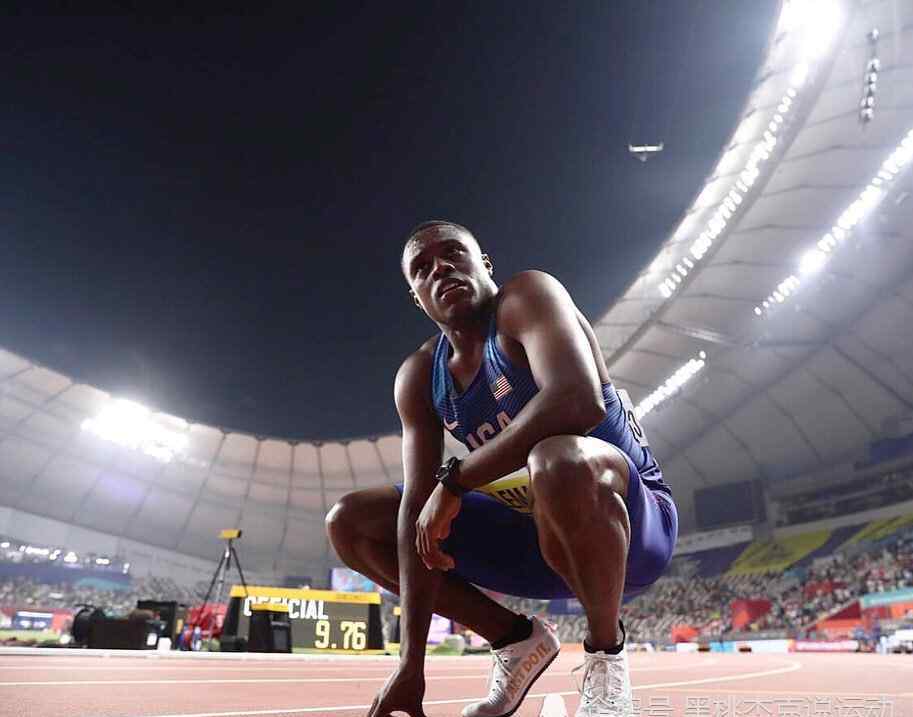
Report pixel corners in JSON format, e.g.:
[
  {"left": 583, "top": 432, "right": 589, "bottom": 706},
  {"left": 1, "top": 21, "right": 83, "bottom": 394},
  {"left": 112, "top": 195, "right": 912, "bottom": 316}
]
[{"left": 401, "top": 221, "right": 497, "bottom": 326}]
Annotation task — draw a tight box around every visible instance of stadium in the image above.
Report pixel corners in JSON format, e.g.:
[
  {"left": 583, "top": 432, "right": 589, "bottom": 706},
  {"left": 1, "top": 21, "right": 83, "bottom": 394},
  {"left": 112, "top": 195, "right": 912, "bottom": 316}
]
[{"left": 2, "top": 1, "right": 912, "bottom": 716}]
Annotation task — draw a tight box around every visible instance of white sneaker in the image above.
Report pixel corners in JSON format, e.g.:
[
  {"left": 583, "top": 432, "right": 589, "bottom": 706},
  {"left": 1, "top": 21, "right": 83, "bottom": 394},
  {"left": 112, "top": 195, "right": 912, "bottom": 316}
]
[
  {"left": 572, "top": 644, "right": 634, "bottom": 717},
  {"left": 461, "top": 616, "right": 560, "bottom": 717}
]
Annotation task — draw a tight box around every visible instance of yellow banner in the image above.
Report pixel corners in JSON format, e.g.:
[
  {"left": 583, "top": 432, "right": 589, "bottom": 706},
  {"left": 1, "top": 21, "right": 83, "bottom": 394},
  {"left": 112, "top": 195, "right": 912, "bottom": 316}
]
[
  {"left": 843, "top": 513, "right": 913, "bottom": 546},
  {"left": 228, "top": 585, "right": 381, "bottom": 604},
  {"left": 727, "top": 530, "right": 830, "bottom": 575}
]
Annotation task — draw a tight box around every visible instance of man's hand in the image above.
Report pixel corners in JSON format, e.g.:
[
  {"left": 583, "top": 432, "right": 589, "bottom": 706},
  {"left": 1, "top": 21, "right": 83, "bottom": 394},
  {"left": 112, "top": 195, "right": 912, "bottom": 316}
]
[
  {"left": 415, "top": 484, "right": 461, "bottom": 571},
  {"left": 366, "top": 665, "right": 427, "bottom": 717}
]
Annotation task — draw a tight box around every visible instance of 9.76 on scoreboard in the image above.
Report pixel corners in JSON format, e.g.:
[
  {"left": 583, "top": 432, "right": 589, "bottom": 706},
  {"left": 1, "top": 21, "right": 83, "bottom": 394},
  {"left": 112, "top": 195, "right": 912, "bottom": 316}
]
[{"left": 223, "top": 585, "right": 384, "bottom": 653}]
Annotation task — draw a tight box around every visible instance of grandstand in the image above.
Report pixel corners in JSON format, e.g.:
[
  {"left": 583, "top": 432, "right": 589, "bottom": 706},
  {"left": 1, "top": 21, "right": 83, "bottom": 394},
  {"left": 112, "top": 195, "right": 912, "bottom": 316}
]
[{"left": 0, "top": 0, "right": 911, "bottom": 667}]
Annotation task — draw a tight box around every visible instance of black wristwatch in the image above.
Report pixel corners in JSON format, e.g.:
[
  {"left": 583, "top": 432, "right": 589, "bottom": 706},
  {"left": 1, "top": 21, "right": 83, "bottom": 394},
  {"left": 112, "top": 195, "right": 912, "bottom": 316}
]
[{"left": 435, "top": 457, "right": 468, "bottom": 497}]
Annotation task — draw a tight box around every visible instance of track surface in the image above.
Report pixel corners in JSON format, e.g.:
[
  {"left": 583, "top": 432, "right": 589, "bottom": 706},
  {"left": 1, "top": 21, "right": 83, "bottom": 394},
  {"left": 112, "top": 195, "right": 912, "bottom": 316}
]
[{"left": 0, "top": 650, "right": 909, "bottom": 717}]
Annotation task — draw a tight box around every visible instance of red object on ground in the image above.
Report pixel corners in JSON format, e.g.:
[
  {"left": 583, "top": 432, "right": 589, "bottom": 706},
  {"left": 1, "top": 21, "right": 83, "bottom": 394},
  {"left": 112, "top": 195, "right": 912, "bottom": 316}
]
[
  {"left": 50, "top": 610, "right": 73, "bottom": 633},
  {"left": 185, "top": 603, "right": 227, "bottom": 638}
]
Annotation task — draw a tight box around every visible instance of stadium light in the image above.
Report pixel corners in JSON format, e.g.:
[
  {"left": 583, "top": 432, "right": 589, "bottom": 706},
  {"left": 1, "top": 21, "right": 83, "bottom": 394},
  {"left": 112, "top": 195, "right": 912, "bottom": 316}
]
[
  {"left": 81, "top": 398, "right": 188, "bottom": 463},
  {"left": 755, "top": 126, "right": 913, "bottom": 317},
  {"left": 634, "top": 351, "right": 708, "bottom": 420},
  {"left": 656, "top": 0, "right": 844, "bottom": 300},
  {"left": 63, "top": 551, "right": 78, "bottom": 564},
  {"left": 778, "top": 0, "right": 843, "bottom": 58},
  {"left": 799, "top": 248, "right": 827, "bottom": 276}
]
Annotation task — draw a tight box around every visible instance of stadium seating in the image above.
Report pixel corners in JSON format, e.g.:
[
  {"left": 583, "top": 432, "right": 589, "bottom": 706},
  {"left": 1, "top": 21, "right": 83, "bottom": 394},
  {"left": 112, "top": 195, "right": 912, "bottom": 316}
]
[
  {"left": 2, "top": 515, "right": 912, "bottom": 648},
  {"left": 0, "top": 574, "right": 208, "bottom": 619}
]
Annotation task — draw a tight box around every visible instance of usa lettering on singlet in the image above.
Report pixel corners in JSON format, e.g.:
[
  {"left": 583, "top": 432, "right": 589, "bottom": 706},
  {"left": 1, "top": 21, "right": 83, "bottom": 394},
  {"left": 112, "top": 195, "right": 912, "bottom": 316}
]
[{"left": 429, "top": 315, "right": 668, "bottom": 512}]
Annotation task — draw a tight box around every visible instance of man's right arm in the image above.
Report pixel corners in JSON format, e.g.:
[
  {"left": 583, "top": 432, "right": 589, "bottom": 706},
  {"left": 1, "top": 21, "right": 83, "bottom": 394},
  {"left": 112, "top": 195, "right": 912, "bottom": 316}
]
[{"left": 394, "top": 347, "right": 444, "bottom": 673}]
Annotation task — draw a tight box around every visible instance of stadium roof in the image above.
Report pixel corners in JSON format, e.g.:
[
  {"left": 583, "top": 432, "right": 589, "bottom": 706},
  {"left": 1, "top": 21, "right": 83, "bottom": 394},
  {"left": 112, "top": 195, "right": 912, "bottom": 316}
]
[
  {"left": 1, "top": 0, "right": 911, "bottom": 577},
  {"left": 596, "top": 0, "right": 913, "bottom": 529}
]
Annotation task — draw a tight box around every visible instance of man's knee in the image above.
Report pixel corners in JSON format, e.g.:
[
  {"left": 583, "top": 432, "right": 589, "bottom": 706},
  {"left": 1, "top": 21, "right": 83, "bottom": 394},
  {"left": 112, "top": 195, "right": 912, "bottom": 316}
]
[
  {"left": 528, "top": 435, "right": 599, "bottom": 506},
  {"left": 325, "top": 486, "right": 399, "bottom": 549},
  {"left": 325, "top": 492, "right": 358, "bottom": 546},
  {"left": 528, "top": 436, "right": 629, "bottom": 521}
]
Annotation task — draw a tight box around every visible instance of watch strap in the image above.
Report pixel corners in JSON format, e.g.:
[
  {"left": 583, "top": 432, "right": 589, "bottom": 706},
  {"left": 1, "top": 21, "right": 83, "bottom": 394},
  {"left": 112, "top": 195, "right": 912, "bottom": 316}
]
[{"left": 436, "top": 457, "right": 467, "bottom": 497}]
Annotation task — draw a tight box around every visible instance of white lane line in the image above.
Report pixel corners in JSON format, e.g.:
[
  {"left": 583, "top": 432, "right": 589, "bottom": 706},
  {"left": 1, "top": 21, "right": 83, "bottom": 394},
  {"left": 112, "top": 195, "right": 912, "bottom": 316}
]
[
  {"left": 0, "top": 658, "right": 720, "bottom": 685},
  {"left": 0, "top": 660, "right": 717, "bottom": 673},
  {"left": 0, "top": 675, "right": 479, "bottom": 686},
  {"left": 0, "top": 660, "right": 654, "bottom": 671},
  {"left": 665, "top": 688, "right": 908, "bottom": 698},
  {"left": 104, "top": 658, "right": 802, "bottom": 717},
  {"left": 631, "top": 659, "right": 802, "bottom": 691},
  {"left": 0, "top": 648, "right": 466, "bottom": 662}
]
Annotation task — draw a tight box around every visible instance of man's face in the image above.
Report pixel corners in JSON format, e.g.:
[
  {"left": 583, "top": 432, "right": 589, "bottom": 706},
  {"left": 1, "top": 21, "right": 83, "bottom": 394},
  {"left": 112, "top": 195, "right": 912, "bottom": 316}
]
[{"left": 402, "top": 226, "right": 493, "bottom": 324}]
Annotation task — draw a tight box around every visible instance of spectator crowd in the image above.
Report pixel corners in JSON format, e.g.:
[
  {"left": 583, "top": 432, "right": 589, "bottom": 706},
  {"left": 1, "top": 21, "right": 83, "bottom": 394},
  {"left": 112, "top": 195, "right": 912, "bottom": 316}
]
[{"left": 0, "top": 575, "right": 208, "bottom": 618}]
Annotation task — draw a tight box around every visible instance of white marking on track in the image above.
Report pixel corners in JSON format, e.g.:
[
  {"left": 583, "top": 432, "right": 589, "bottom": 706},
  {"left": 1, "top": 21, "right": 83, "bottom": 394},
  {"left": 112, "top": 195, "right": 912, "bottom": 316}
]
[
  {"left": 0, "top": 664, "right": 482, "bottom": 673},
  {"left": 666, "top": 687, "right": 907, "bottom": 698},
  {"left": 0, "top": 658, "right": 719, "bottom": 685},
  {"left": 1, "top": 675, "right": 476, "bottom": 686}
]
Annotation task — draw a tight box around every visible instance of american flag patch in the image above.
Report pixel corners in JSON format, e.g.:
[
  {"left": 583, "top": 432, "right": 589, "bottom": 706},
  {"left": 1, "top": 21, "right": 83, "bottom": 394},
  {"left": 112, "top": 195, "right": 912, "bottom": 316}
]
[{"left": 491, "top": 374, "right": 513, "bottom": 400}]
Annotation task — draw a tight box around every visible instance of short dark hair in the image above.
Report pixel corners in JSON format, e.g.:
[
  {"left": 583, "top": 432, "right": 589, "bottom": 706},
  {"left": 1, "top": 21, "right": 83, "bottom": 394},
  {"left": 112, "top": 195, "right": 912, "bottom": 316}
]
[{"left": 404, "top": 220, "right": 475, "bottom": 247}]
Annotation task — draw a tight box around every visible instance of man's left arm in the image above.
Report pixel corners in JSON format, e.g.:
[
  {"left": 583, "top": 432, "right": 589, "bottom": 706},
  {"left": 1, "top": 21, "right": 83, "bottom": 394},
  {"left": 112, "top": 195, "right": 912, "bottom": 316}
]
[{"left": 457, "top": 270, "right": 607, "bottom": 489}]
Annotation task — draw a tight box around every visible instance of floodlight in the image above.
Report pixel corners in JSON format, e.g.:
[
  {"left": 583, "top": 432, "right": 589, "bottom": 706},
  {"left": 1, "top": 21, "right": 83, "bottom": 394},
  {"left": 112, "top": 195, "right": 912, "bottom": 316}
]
[
  {"left": 799, "top": 248, "right": 827, "bottom": 276},
  {"left": 81, "top": 398, "right": 188, "bottom": 463},
  {"left": 791, "top": 62, "right": 809, "bottom": 87}
]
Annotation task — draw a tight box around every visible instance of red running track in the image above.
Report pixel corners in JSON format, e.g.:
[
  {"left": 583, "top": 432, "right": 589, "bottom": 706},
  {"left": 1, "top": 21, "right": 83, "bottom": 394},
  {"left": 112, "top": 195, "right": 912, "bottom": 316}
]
[{"left": 0, "top": 649, "right": 910, "bottom": 717}]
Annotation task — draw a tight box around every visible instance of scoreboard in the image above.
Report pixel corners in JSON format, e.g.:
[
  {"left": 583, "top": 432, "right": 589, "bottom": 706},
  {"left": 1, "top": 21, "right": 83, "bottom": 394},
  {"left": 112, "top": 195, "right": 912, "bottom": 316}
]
[{"left": 222, "top": 585, "right": 384, "bottom": 653}]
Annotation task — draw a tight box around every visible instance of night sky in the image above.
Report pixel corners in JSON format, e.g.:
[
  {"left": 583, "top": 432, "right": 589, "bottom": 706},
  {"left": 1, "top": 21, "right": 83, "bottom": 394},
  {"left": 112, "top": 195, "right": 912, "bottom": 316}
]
[{"left": 1, "top": 4, "right": 777, "bottom": 440}]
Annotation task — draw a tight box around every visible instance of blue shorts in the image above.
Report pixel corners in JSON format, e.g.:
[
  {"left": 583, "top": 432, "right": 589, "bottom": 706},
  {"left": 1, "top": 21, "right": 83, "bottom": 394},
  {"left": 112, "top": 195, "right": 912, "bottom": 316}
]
[{"left": 396, "top": 450, "right": 678, "bottom": 600}]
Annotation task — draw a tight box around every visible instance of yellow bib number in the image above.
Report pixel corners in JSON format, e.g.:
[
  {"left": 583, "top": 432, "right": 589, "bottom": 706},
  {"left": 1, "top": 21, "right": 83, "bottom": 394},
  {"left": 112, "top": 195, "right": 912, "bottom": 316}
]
[{"left": 476, "top": 471, "right": 533, "bottom": 513}]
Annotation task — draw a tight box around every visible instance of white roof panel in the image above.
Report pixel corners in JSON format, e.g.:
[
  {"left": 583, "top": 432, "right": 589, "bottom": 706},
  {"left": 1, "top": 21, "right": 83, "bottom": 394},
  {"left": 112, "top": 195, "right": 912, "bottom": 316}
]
[
  {"left": 0, "top": 438, "right": 49, "bottom": 496},
  {"left": 127, "top": 489, "right": 193, "bottom": 544},
  {"left": 254, "top": 439, "right": 292, "bottom": 487},
  {"left": 79, "top": 474, "right": 146, "bottom": 535},
  {"left": 18, "top": 455, "right": 98, "bottom": 521}
]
